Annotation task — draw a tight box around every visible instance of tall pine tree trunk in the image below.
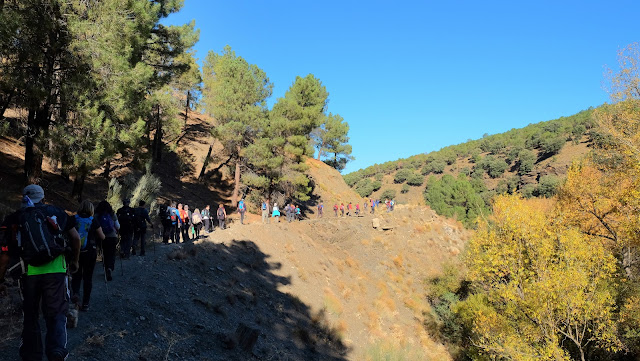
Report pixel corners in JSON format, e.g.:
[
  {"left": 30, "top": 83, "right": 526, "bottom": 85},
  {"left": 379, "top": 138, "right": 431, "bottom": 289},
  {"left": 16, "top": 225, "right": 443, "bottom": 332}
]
[
  {"left": 184, "top": 90, "right": 190, "bottom": 127},
  {"left": 198, "top": 144, "right": 213, "bottom": 180},
  {"left": 103, "top": 159, "right": 111, "bottom": 179},
  {"left": 24, "top": 106, "right": 44, "bottom": 185},
  {"left": 232, "top": 146, "right": 241, "bottom": 207},
  {"left": 152, "top": 104, "right": 163, "bottom": 163},
  {"left": 71, "top": 163, "right": 87, "bottom": 201}
]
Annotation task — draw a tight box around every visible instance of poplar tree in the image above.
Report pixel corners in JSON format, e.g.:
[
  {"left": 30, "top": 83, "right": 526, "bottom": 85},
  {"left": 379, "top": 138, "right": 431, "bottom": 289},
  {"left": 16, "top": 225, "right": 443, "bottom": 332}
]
[{"left": 201, "top": 45, "right": 273, "bottom": 206}]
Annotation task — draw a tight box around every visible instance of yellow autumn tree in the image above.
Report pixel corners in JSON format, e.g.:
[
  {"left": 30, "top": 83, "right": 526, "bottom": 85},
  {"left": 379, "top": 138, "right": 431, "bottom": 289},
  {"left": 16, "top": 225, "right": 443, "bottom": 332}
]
[{"left": 459, "top": 195, "right": 621, "bottom": 361}]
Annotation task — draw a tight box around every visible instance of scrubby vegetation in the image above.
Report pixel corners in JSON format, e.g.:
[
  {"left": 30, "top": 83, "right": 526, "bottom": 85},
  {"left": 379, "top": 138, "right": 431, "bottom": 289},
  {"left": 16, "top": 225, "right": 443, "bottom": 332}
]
[{"left": 344, "top": 105, "right": 595, "bottom": 226}]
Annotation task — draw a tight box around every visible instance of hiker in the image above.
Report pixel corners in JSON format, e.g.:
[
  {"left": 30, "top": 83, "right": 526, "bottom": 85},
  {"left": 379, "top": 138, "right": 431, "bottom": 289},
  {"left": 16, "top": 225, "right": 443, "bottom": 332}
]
[
  {"left": 133, "top": 200, "right": 153, "bottom": 256},
  {"left": 385, "top": 199, "right": 390, "bottom": 212},
  {"left": 72, "top": 200, "right": 105, "bottom": 312},
  {"left": 202, "top": 205, "right": 211, "bottom": 233},
  {"left": 116, "top": 199, "right": 136, "bottom": 259},
  {"left": 390, "top": 199, "right": 395, "bottom": 211},
  {"left": 333, "top": 203, "right": 338, "bottom": 217},
  {"left": 340, "top": 203, "right": 345, "bottom": 217},
  {"left": 347, "top": 202, "right": 353, "bottom": 216},
  {"left": 217, "top": 204, "right": 227, "bottom": 230},
  {"left": 237, "top": 198, "right": 246, "bottom": 225},
  {"left": 192, "top": 208, "right": 203, "bottom": 239},
  {"left": 181, "top": 204, "right": 192, "bottom": 242},
  {"left": 96, "top": 200, "right": 119, "bottom": 281},
  {"left": 371, "top": 199, "right": 375, "bottom": 214},
  {"left": 317, "top": 202, "right": 324, "bottom": 218},
  {"left": 285, "top": 203, "right": 293, "bottom": 223},
  {"left": 272, "top": 203, "right": 280, "bottom": 222},
  {"left": 295, "top": 205, "right": 301, "bottom": 221},
  {"left": 363, "top": 200, "right": 368, "bottom": 213},
  {"left": 170, "top": 202, "right": 181, "bottom": 243},
  {"left": 355, "top": 203, "right": 360, "bottom": 216},
  {"left": 175, "top": 204, "right": 184, "bottom": 243},
  {"left": 261, "top": 199, "right": 270, "bottom": 224},
  {"left": 159, "top": 202, "right": 173, "bottom": 243},
  {"left": 0, "top": 184, "right": 81, "bottom": 361}
]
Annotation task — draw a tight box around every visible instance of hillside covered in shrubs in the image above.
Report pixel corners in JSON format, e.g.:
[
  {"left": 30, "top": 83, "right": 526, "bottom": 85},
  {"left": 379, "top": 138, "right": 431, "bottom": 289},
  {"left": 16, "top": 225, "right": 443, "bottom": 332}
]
[{"left": 344, "top": 108, "right": 596, "bottom": 226}]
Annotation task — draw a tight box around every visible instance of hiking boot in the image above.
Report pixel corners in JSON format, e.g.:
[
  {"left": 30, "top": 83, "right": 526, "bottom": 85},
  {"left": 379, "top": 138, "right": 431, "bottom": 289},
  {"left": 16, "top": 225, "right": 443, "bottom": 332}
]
[
  {"left": 106, "top": 268, "right": 113, "bottom": 281},
  {"left": 49, "top": 351, "right": 66, "bottom": 361}
]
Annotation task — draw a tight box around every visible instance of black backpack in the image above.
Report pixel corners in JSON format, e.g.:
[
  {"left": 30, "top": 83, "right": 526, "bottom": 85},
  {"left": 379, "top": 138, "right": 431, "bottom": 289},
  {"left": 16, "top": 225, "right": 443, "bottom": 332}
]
[
  {"left": 18, "top": 207, "right": 66, "bottom": 266},
  {"left": 159, "top": 204, "right": 171, "bottom": 225},
  {"left": 118, "top": 206, "right": 136, "bottom": 233}
]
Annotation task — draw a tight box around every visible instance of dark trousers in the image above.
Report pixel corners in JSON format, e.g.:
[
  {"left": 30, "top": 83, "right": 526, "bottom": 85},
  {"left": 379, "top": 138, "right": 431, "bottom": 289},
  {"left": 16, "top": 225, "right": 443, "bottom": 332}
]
[
  {"left": 173, "top": 223, "right": 181, "bottom": 243},
  {"left": 181, "top": 225, "right": 190, "bottom": 242},
  {"left": 71, "top": 249, "right": 97, "bottom": 306},
  {"left": 218, "top": 219, "right": 225, "bottom": 229},
  {"left": 120, "top": 231, "right": 134, "bottom": 257},
  {"left": 239, "top": 211, "right": 245, "bottom": 224},
  {"left": 20, "top": 272, "right": 68, "bottom": 361},
  {"left": 203, "top": 219, "right": 211, "bottom": 232},
  {"left": 133, "top": 228, "right": 147, "bottom": 255},
  {"left": 162, "top": 223, "right": 172, "bottom": 243},
  {"left": 194, "top": 223, "right": 201, "bottom": 238},
  {"left": 102, "top": 237, "right": 118, "bottom": 272}
]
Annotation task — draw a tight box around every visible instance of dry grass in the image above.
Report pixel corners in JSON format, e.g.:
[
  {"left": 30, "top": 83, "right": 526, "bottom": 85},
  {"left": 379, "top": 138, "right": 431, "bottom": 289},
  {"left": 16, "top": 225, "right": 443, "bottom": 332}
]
[
  {"left": 361, "top": 238, "right": 371, "bottom": 246},
  {"left": 392, "top": 254, "right": 404, "bottom": 269},
  {"left": 323, "top": 288, "right": 344, "bottom": 316},
  {"left": 345, "top": 256, "right": 359, "bottom": 269}
]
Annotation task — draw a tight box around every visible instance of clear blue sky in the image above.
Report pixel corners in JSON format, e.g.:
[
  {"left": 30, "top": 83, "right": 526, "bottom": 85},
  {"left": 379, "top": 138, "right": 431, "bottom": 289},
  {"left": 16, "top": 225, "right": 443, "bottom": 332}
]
[{"left": 163, "top": 0, "right": 639, "bottom": 174}]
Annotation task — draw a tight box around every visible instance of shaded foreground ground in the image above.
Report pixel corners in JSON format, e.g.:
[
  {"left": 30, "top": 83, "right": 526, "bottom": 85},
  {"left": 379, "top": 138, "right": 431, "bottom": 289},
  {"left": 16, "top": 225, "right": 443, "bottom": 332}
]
[{"left": 0, "top": 235, "right": 348, "bottom": 361}]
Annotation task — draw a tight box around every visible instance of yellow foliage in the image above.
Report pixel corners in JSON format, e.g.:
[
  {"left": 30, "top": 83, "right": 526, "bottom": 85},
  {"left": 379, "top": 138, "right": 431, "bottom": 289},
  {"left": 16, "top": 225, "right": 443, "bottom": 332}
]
[{"left": 462, "top": 194, "right": 621, "bottom": 360}]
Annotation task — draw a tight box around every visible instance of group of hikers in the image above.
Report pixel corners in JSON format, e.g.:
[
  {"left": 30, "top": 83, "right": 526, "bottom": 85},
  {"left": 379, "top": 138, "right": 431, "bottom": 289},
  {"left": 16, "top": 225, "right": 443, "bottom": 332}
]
[
  {"left": 318, "top": 198, "right": 396, "bottom": 218},
  {"left": 0, "top": 184, "right": 397, "bottom": 360},
  {"left": 260, "top": 199, "right": 301, "bottom": 223},
  {"left": 0, "top": 185, "right": 249, "bottom": 361}
]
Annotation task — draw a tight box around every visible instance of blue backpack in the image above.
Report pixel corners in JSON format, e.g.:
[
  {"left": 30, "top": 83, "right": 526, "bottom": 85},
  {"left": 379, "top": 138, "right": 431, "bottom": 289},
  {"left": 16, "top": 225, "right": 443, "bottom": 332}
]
[
  {"left": 238, "top": 200, "right": 245, "bottom": 211},
  {"left": 98, "top": 213, "right": 115, "bottom": 235},
  {"left": 75, "top": 215, "right": 93, "bottom": 250}
]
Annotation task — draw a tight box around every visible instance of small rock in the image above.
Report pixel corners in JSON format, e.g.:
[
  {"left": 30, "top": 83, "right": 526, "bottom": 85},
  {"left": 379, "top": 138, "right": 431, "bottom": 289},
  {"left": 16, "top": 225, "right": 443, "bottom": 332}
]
[{"left": 372, "top": 218, "right": 380, "bottom": 229}]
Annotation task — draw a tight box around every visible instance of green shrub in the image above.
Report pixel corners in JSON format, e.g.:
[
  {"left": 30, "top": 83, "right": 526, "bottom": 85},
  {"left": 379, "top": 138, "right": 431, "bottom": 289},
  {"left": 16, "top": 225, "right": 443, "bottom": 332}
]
[
  {"left": 424, "top": 174, "right": 489, "bottom": 228},
  {"left": 394, "top": 168, "right": 413, "bottom": 184},
  {"left": 517, "top": 149, "right": 536, "bottom": 175},
  {"left": 380, "top": 188, "right": 396, "bottom": 200},
  {"left": 406, "top": 173, "right": 424, "bottom": 186},
  {"left": 520, "top": 184, "right": 536, "bottom": 198},
  {"left": 535, "top": 175, "right": 562, "bottom": 198},
  {"left": 401, "top": 184, "right": 410, "bottom": 194}
]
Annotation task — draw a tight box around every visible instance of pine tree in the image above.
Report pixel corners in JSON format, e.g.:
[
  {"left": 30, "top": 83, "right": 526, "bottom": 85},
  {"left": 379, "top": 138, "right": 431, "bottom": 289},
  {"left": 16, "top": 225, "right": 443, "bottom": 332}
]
[
  {"left": 201, "top": 45, "right": 273, "bottom": 206},
  {"left": 312, "top": 113, "right": 354, "bottom": 171}
]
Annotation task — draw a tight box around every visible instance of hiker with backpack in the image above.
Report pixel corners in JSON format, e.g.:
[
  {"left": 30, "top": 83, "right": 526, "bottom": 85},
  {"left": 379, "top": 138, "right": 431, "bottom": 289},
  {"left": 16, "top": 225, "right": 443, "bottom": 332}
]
[
  {"left": 355, "top": 203, "right": 360, "bottom": 216},
  {"left": 202, "top": 205, "right": 212, "bottom": 232},
  {"left": 317, "top": 202, "right": 324, "bottom": 218},
  {"left": 272, "top": 203, "right": 280, "bottom": 222},
  {"left": 192, "top": 208, "right": 203, "bottom": 239},
  {"left": 0, "top": 184, "right": 82, "bottom": 361},
  {"left": 237, "top": 199, "right": 246, "bottom": 225},
  {"left": 261, "top": 199, "right": 270, "bottom": 224},
  {"left": 172, "top": 203, "right": 182, "bottom": 243},
  {"left": 133, "top": 200, "right": 153, "bottom": 256},
  {"left": 217, "top": 204, "right": 227, "bottom": 230},
  {"left": 71, "top": 200, "right": 105, "bottom": 312},
  {"left": 295, "top": 205, "right": 301, "bottom": 221},
  {"left": 179, "top": 204, "right": 191, "bottom": 242},
  {"left": 340, "top": 203, "right": 345, "bottom": 217},
  {"left": 117, "top": 199, "right": 136, "bottom": 259},
  {"left": 96, "top": 200, "right": 119, "bottom": 281},
  {"left": 159, "top": 202, "right": 173, "bottom": 243},
  {"left": 333, "top": 203, "right": 338, "bottom": 217}
]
